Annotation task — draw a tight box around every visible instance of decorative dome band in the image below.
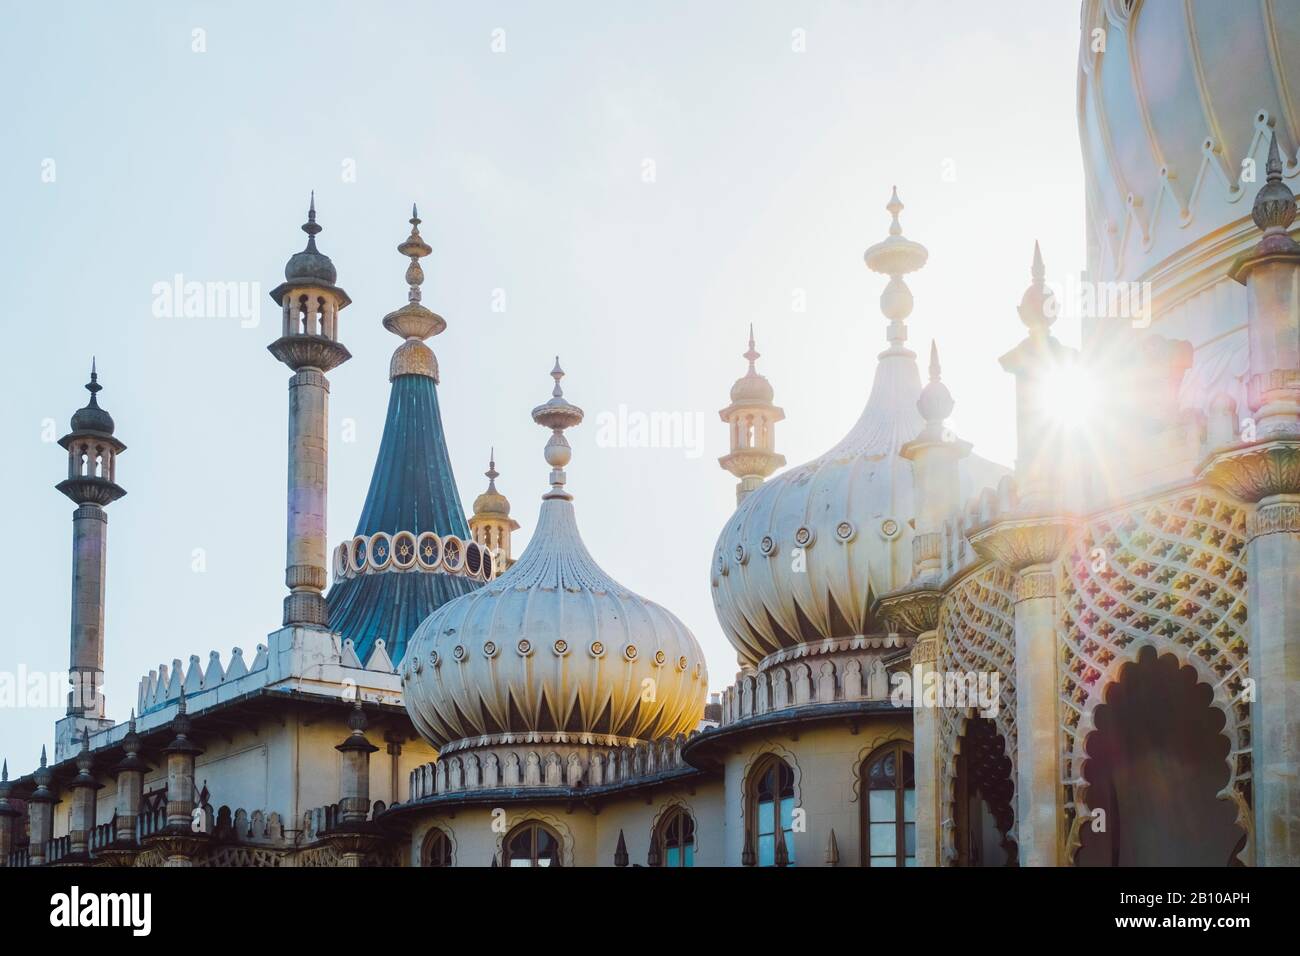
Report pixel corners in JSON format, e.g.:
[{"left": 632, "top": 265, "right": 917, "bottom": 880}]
[{"left": 332, "top": 531, "right": 496, "bottom": 583}]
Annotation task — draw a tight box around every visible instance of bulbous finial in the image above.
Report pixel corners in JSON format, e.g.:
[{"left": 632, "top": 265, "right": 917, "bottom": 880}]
[
  {"left": 864, "top": 186, "right": 929, "bottom": 352},
  {"left": 486, "top": 448, "right": 499, "bottom": 492},
  {"left": 531, "top": 358, "right": 585, "bottom": 500},
  {"left": 1017, "top": 240, "right": 1057, "bottom": 333},
  {"left": 917, "top": 339, "right": 955, "bottom": 432},
  {"left": 347, "top": 700, "right": 368, "bottom": 734},
  {"left": 283, "top": 192, "right": 338, "bottom": 285},
  {"left": 398, "top": 201, "right": 433, "bottom": 301},
  {"left": 744, "top": 323, "right": 759, "bottom": 371},
  {"left": 70, "top": 359, "right": 116, "bottom": 435},
  {"left": 1250, "top": 131, "right": 1298, "bottom": 239},
  {"left": 303, "top": 191, "right": 321, "bottom": 244}
]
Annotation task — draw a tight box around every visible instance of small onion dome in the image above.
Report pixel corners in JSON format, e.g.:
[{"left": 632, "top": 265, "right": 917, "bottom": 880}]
[
  {"left": 284, "top": 193, "right": 338, "bottom": 285},
  {"left": 70, "top": 361, "right": 115, "bottom": 435},
  {"left": 404, "top": 362, "right": 708, "bottom": 749},
  {"left": 472, "top": 451, "right": 512, "bottom": 517},
  {"left": 730, "top": 329, "right": 776, "bottom": 404},
  {"left": 916, "top": 340, "right": 955, "bottom": 427}
]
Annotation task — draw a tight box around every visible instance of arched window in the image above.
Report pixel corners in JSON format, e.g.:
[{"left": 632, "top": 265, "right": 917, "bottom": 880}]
[
  {"left": 861, "top": 742, "right": 916, "bottom": 867},
  {"left": 652, "top": 806, "right": 695, "bottom": 867},
  {"left": 503, "top": 821, "right": 562, "bottom": 867},
  {"left": 747, "top": 755, "right": 796, "bottom": 866},
  {"left": 421, "top": 827, "right": 452, "bottom": 867}
]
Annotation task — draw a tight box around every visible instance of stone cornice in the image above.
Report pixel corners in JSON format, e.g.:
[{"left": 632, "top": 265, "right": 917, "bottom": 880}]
[
  {"left": 967, "top": 514, "right": 1076, "bottom": 572},
  {"left": 1198, "top": 439, "right": 1300, "bottom": 502},
  {"left": 874, "top": 584, "right": 944, "bottom": 636}
]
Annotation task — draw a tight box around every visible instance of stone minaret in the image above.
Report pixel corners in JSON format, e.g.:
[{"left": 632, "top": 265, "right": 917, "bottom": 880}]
[
  {"left": 268, "top": 196, "right": 351, "bottom": 627},
  {"left": 719, "top": 326, "right": 785, "bottom": 505},
  {"left": 54, "top": 362, "right": 125, "bottom": 756},
  {"left": 469, "top": 450, "right": 520, "bottom": 571}
]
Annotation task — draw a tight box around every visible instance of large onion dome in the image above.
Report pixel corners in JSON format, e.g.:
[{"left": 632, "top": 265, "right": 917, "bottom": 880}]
[
  {"left": 403, "top": 361, "right": 708, "bottom": 752},
  {"left": 710, "top": 191, "right": 1006, "bottom": 667}
]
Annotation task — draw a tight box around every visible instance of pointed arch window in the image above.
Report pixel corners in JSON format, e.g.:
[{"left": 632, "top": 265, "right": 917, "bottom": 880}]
[
  {"left": 747, "top": 755, "right": 795, "bottom": 866},
  {"left": 421, "top": 827, "right": 452, "bottom": 867},
  {"left": 652, "top": 806, "right": 695, "bottom": 867},
  {"left": 503, "top": 820, "right": 561, "bottom": 867},
  {"left": 861, "top": 742, "right": 916, "bottom": 867}
]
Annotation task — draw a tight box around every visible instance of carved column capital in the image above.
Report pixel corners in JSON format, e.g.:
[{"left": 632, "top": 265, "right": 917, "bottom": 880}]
[{"left": 1200, "top": 439, "right": 1300, "bottom": 503}]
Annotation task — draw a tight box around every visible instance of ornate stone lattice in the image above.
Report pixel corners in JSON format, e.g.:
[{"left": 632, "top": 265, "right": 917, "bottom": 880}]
[
  {"left": 937, "top": 564, "right": 1018, "bottom": 863},
  {"left": 1058, "top": 489, "right": 1252, "bottom": 863}
]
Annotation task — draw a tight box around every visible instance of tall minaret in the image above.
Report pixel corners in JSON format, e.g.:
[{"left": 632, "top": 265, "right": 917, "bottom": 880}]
[
  {"left": 54, "top": 362, "right": 125, "bottom": 755},
  {"left": 268, "top": 195, "right": 351, "bottom": 627},
  {"left": 718, "top": 326, "right": 785, "bottom": 505},
  {"left": 469, "top": 449, "right": 520, "bottom": 571}
]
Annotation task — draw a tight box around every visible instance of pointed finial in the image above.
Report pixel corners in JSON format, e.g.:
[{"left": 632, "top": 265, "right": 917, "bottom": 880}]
[
  {"left": 128, "top": 709, "right": 137, "bottom": 733},
  {"left": 1017, "top": 241, "right": 1057, "bottom": 332},
  {"left": 40, "top": 744, "right": 47, "bottom": 768},
  {"left": 81, "top": 728, "right": 90, "bottom": 752},
  {"left": 485, "top": 449, "right": 500, "bottom": 491},
  {"left": 177, "top": 688, "right": 187, "bottom": 715},
  {"left": 887, "top": 185, "right": 903, "bottom": 236},
  {"left": 302, "top": 192, "right": 322, "bottom": 243},
  {"left": 532, "top": 357, "right": 585, "bottom": 500},
  {"left": 1249, "top": 131, "right": 1298, "bottom": 238},
  {"left": 744, "top": 325, "right": 760, "bottom": 370},
  {"left": 2, "top": 759, "right": 7, "bottom": 782},
  {"left": 397, "top": 202, "right": 433, "bottom": 303},
  {"left": 928, "top": 339, "right": 941, "bottom": 383},
  {"left": 86, "top": 359, "right": 102, "bottom": 399}
]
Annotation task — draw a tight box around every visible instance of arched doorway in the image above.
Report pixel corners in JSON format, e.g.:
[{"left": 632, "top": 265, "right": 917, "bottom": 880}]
[
  {"left": 1076, "top": 646, "right": 1243, "bottom": 866},
  {"left": 951, "top": 716, "right": 1016, "bottom": 866}
]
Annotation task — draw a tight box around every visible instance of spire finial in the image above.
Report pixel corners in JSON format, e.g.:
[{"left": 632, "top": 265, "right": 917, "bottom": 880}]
[
  {"left": 744, "top": 326, "right": 760, "bottom": 371},
  {"left": 1249, "top": 131, "right": 1298, "bottom": 238},
  {"left": 887, "top": 185, "right": 903, "bottom": 236},
  {"left": 129, "top": 708, "right": 137, "bottom": 733},
  {"left": 40, "top": 744, "right": 47, "bottom": 768},
  {"left": 485, "top": 449, "right": 499, "bottom": 491},
  {"left": 2, "top": 759, "right": 8, "bottom": 782},
  {"left": 532, "top": 357, "right": 585, "bottom": 500},
  {"left": 397, "top": 201, "right": 433, "bottom": 304},
  {"left": 302, "top": 192, "right": 322, "bottom": 245},
  {"left": 86, "top": 359, "right": 102, "bottom": 400},
  {"left": 928, "top": 339, "right": 941, "bottom": 383},
  {"left": 1017, "top": 240, "right": 1057, "bottom": 332}
]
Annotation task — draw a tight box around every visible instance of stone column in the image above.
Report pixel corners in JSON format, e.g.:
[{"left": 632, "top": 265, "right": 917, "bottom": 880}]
[
  {"left": 284, "top": 367, "right": 331, "bottom": 626},
  {"left": 910, "top": 632, "right": 941, "bottom": 866},
  {"left": 150, "top": 697, "right": 206, "bottom": 867},
  {"left": 68, "top": 504, "right": 108, "bottom": 718},
  {"left": 0, "top": 760, "right": 18, "bottom": 866},
  {"left": 27, "top": 747, "right": 57, "bottom": 867},
  {"left": 1200, "top": 133, "right": 1300, "bottom": 866},
  {"left": 332, "top": 703, "right": 381, "bottom": 867},
  {"left": 65, "top": 732, "right": 100, "bottom": 863}
]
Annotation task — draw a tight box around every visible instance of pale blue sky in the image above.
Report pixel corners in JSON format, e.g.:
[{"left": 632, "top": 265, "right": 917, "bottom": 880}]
[{"left": 0, "top": 0, "right": 1085, "bottom": 769}]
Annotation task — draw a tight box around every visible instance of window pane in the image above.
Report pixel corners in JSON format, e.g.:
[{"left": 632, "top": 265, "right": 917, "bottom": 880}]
[
  {"left": 870, "top": 823, "right": 897, "bottom": 855},
  {"left": 903, "top": 788, "right": 917, "bottom": 822},
  {"left": 509, "top": 858, "right": 531, "bottom": 867},
  {"left": 757, "top": 798, "right": 776, "bottom": 836},
  {"left": 779, "top": 796, "right": 795, "bottom": 831},
  {"left": 870, "top": 856, "right": 897, "bottom": 867},
  {"left": 904, "top": 857, "right": 917, "bottom": 867},
  {"left": 684, "top": 844, "right": 694, "bottom": 867},
  {"left": 869, "top": 790, "right": 896, "bottom": 823},
  {"left": 666, "top": 847, "right": 680, "bottom": 867},
  {"left": 758, "top": 833, "right": 774, "bottom": 867},
  {"left": 905, "top": 822, "right": 916, "bottom": 855}
]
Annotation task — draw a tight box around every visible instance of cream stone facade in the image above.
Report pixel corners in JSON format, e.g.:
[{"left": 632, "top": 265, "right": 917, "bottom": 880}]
[{"left": 1, "top": 1, "right": 1298, "bottom": 868}]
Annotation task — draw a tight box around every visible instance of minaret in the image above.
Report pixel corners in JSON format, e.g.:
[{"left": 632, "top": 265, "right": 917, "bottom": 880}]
[
  {"left": 268, "top": 195, "right": 351, "bottom": 628},
  {"left": 718, "top": 326, "right": 786, "bottom": 505},
  {"left": 469, "top": 449, "right": 520, "bottom": 570},
  {"left": 54, "top": 361, "right": 125, "bottom": 755}
]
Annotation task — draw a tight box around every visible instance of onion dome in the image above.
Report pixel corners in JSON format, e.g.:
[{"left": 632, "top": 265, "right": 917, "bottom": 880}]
[
  {"left": 283, "top": 193, "right": 338, "bottom": 285},
  {"left": 1079, "top": 0, "right": 1300, "bottom": 284},
  {"left": 710, "top": 191, "right": 1007, "bottom": 667},
  {"left": 69, "top": 359, "right": 115, "bottom": 435},
  {"left": 404, "top": 361, "right": 708, "bottom": 751},
  {"left": 729, "top": 326, "right": 776, "bottom": 403},
  {"left": 472, "top": 450, "right": 512, "bottom": 517},
  {"left": 326, "top": 206, "right": 480, "bottom": 666}
]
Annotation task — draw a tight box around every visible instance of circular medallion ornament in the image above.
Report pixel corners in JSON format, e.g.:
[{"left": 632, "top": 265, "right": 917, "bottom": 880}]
[
  {"left": 412, "top": 656, "right": 422, "bottom": 673},
  {"left": 452, "top": 644, "right": 466, "bottom": 661},
  {"left": 734, "top": 543, "right": 748, "bottom": 565},
  {"left": 334, "top": 542, "right": 350, "bottom": 579},
  {"left": 350, "top": 535, "right": 369, "bottom": 574},
  {"left": 760, "top": 535, "right": 776, "bottom": 556},
  {"left": 677, "top": 655, "right": 688, "bottom": 671},
  {"left": 416, "top": 532, "right": 442, "bottom": 571},
  {"left": 553, "top": 639, "right": 569, "bottom": 655},
  {"left": 880, "top": 518, "right": 901, "bottom": 539},
  {"left": 654, "top": 650, "right": 667, "bottom": 666},
  {"left": 442, "top": 536, "right": 465, "bottom": 573},
  {"left": 517, "top": 639, "right": 533, "bottom": 656},
  {"left": 430, "top": 650, "right": 440, "bottom": 668},
  {"left": 590, "top": 641, "right": 605, "bottom": 658},
  {"left": 716, "top": 552, "right": 728, "bottom": 576},
  {"left": 483, "top": 641, "right": 498, "bottom": 658},
  {"left": 624, "top": 644, "right": 639, "bottom": 661},
  {"left": 392, "top": 531, "right": 418, "bottom": 570},
  {"left": 835, "top": 521, "right": 855, "bottom": 542},
  {"left": 794, "top": 526, "right": 814, "bottom": 547},
  {"left": 368, "top": 531, "right": 393, "bottom": 572},
  {"left": 466, "top": 540, "right": 483, "bottom": 577}
]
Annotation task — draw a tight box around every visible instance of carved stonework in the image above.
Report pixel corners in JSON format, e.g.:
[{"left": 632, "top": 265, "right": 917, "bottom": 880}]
[
  {"left": 1014, "top": 568, "right": 1055, "bottom": 602},
  {"left": 1247, "top": 498, "right": 1300, "bottom": 539},
  {"left": 1058, "top": 489, "right": 1253, "bottom": 864},
  {"left": 968, "top": 515, "right": 1076, "bottom": 572},
  {"left": 1199, "top": 439, "right": 1300, "bottom": 503},
  {"left": 910, "top": 635, "right": 938, "bottom": 667},
  {"left": 267, "top": 335, "right": 352, "bottom": 373},
  {"left": 876, "top": 585, "right": 944, "bottom": 636},
  {"left": 936, "top": 565, "right": 1018, "bottom": 862}
]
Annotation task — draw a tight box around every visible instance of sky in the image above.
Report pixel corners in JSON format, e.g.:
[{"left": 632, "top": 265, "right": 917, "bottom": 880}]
[{"left": 0, "top": 0, "right": 1087, "bottom": 770}]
